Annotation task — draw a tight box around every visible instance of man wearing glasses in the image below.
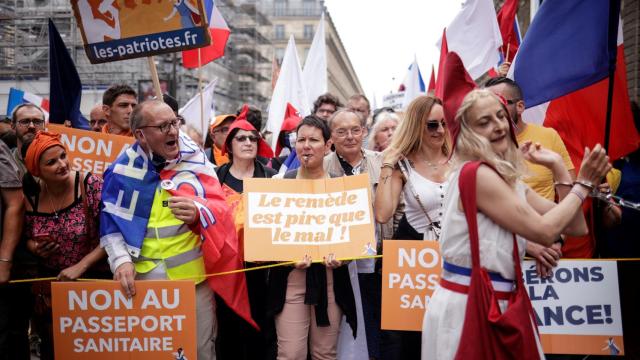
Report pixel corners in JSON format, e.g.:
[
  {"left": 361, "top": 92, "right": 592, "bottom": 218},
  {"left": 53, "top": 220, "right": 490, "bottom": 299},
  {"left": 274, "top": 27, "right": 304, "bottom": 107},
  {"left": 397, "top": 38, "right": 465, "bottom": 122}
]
[
  {"left": 10, "top": 103, "right": 46, "bottom": 178},
  {"left": 207, "top": 114, "right": 236, "bottom": 166},
  {"left": 323, "top": 108, "right": 393, "bottom": 360},
  {"left": 102, "top": 100, "right": 218, "bottom": 360},
  {"left": 89, "top": 104, "right": 108, "bottom": 132}
]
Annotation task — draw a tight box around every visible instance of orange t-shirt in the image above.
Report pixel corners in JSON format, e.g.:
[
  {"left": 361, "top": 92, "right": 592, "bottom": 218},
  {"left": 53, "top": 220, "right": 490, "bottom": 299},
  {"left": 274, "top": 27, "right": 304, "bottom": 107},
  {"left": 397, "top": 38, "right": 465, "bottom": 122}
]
[
  {"left": 213, "top": 145, "right": 229, "bottom": 166},
  {"left": 101, "top": 123, "right": 133, "bottom": 137}
]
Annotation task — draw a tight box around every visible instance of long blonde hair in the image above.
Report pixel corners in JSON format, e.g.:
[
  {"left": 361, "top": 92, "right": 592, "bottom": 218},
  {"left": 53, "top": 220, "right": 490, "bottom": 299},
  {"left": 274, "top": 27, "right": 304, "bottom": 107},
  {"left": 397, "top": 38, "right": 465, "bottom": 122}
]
[
  {"left": 454, "top": 89, "right": 526, "bottom": 186},
  {"left": 386, "top": 95, "right": 451, "bottom": 157}
]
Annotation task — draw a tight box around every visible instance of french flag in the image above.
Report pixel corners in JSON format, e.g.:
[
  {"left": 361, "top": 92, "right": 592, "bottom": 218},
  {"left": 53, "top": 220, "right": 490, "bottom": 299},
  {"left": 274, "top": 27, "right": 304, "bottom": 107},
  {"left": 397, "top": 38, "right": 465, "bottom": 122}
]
[
  {"left": 7, "top": 87, "right": 50, "bottom": 120},
  {"left": 182, "top": 0, "right": 230, "bottom": 69},
  {"left": 488, "top": 0, "right": 521, "bottom": 77},
  {"left": 509, "top": 0, "right": 639, "bottom": 166}
]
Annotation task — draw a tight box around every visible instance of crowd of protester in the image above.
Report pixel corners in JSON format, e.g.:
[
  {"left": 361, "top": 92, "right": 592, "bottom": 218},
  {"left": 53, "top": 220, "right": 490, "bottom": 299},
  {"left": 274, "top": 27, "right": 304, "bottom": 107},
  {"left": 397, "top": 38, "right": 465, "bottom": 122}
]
[{"left": 0, "top": 76, "right": 637, "bottom": 360}]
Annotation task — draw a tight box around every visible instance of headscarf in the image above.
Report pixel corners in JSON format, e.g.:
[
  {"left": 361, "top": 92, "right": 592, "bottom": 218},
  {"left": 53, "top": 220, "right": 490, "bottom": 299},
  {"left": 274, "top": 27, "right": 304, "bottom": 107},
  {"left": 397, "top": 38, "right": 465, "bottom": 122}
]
[
  {"left": 24, "top": 131, "right": 67, "bottom": 177},
  {"left": 276, "top": 103, "right": 302, "bottom": 157},
  {"left": 221, "top": 114, "right": 274, "bottom": 159},
  {"left": 441, "top": 51, "right": 517, "bottom": 157}
]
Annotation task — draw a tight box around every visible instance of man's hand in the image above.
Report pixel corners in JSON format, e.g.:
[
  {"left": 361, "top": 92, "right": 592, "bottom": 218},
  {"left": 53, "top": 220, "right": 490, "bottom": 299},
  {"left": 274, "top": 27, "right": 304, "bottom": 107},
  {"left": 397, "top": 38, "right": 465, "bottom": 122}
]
[
  {"left": 168, "top": 197, "right": 199, "bottom": 225},
  {"left": 114, "top": 262, "right": 136, "bottom": 298}
]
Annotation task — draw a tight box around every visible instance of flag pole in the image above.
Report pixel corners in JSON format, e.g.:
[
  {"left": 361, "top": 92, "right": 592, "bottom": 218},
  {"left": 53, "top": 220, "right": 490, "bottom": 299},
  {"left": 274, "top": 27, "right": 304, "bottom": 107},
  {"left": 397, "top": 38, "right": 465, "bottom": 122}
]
[
  {"left": 198, "top": 48, "right": 205, "bottom": 135},
  {"left": 505, "top": 43, "right": 511, "bottom": 63},
  {"left": 604, "top": 0, "right": 621, "bottom": 152},
  {"left": 147, "top": 56, "right": 163, "bottom": 100}
]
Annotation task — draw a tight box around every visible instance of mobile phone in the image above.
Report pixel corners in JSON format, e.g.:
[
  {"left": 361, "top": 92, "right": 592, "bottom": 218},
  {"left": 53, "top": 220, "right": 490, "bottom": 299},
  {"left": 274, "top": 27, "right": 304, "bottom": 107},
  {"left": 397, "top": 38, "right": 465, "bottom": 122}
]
[{"left": 33, "top": 233, "right": 54, "bottom": 243}]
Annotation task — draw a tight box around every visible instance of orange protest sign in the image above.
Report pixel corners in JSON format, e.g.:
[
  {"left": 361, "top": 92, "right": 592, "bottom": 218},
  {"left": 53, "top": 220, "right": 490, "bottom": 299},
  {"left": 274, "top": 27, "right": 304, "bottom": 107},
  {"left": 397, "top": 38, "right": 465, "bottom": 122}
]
[
  {"left": 48, "top": 124, "right": 134, "bottom": 176},
  {"left": 52, "top": 280, "right": 196, "bottom": 360},
  {"left": 243, "top": 174, "right": 375, "bottom": 261},
  {"left": 381, "top": 240, "right": 441, "bottom": 331}
]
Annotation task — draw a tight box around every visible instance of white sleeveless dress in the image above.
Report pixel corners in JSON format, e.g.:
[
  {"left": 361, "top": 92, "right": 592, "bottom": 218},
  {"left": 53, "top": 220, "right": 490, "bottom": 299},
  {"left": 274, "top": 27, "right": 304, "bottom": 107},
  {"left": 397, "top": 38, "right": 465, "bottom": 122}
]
[{"left": 421, "top": 166, "right": 545, "bottom": 360}]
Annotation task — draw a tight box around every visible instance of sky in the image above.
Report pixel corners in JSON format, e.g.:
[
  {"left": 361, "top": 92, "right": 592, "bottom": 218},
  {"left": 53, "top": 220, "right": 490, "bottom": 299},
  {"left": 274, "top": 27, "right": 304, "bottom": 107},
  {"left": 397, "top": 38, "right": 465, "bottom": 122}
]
[{"left": 323, "top": 0, "right": 463, "bottom": 107}]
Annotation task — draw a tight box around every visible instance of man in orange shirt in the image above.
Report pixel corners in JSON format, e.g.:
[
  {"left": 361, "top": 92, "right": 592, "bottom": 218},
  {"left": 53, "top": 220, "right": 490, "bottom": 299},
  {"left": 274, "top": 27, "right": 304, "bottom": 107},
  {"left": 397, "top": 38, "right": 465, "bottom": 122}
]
[
  {"left": 207, "top": 114, "right": 235, "bottom": 166},
  {"left": 102, "top": 84, "right": 137, "bottom": 137}
]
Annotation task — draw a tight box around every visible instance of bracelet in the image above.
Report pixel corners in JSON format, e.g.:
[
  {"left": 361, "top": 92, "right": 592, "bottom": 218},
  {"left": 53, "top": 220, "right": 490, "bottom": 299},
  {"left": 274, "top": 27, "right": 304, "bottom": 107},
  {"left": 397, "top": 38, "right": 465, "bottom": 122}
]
[
  {"left": 0, "top": 258, "right": 12, "bottom": 263},
  {"left": 381, "top": 163, "right": 395, "bottom": 170},
  {"left": 554, "top": 181, "right": 573, "bottom": 188},
  {"left": 574, "top": 180, "right": 595, "bottom": 191},
  {"left": 569, "top": 189, "right": 586, "bottom": 203}
]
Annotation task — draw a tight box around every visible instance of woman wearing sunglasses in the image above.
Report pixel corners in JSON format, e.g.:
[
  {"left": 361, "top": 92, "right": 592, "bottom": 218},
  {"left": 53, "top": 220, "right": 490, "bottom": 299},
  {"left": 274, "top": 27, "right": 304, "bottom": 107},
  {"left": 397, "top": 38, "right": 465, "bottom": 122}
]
[
  {"left": 215, "top": 106, "right": 277, "bottom": 360},
  {"left": 374, "top": 95, "right": 452, "bottom": 359}
]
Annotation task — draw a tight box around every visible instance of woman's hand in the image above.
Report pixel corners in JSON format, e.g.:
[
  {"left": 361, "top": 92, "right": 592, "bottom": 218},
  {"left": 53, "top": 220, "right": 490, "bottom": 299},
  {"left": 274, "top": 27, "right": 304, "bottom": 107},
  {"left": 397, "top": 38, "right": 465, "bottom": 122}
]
[
  {"left": 29, "top": 237, "right": 59, "bottom": 258},
  {"left": 294, "top": 254, "right": 312, "bottom": 270},
  {"left": 521, "top": 141, "right": 562, "bottom": 169},
  {"left": 57, "top": 262, "right": 88, "bottom": 281},
  {"left": 577, "top": 145, "right": 611, "bottom": 187},
  {"left": 382, "top": 147, "right": 402, "bottom": 167},
  {"left": 323, "top": 253, "right": 342, "bottom": 269},
  {"left": 528, "top": 241, "right": 561, "bottom": 278}
]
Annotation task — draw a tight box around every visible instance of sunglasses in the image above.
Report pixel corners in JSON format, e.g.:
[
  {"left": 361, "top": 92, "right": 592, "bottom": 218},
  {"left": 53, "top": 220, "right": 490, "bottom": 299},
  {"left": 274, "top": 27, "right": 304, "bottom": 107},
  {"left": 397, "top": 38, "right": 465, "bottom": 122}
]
[
  {"left": 425, "top": 120, "right": 446, "bottom": 132},
  {"left": 234, "top": 135, "right": 259, "bottom": 143}
]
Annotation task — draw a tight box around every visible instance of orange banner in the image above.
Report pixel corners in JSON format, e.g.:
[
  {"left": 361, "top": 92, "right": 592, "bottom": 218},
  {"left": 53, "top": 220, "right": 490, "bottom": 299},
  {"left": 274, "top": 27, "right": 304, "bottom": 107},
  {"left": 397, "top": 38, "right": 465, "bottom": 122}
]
[
  {"left": 243, "top": 174, "right": 375, "bottom": 262},
  {"left": 52, "top": 281, "right": 196, "bottom": 360},
  {"left": 381, "top": 240, "right": 441, "bottom": 331},
  {"left": 48, "top": 124, "right": 134, "bottom": 176}
]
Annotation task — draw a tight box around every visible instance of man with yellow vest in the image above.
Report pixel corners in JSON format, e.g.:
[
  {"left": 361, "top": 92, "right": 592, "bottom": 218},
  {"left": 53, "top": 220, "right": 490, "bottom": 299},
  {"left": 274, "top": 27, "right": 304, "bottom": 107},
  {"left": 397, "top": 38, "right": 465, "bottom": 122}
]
[{"left": 101, "top": 100, "right": 255, "bottom": 360}]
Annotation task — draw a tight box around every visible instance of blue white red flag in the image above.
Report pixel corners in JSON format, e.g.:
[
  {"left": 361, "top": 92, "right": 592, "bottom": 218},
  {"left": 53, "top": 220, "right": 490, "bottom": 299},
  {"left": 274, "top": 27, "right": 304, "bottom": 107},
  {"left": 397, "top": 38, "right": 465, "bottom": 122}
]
[
  {"left": 182, "top": 0, "right": 230, "bottom": 68},
  {"left": 7, "top": 87, "right": 50, "bottom": 119},
  {"left": 100, "top": 132, "right": 257, "bottom": 328},
  {"left": 509, "top": 0, "right": 638, "bottom": 163}
]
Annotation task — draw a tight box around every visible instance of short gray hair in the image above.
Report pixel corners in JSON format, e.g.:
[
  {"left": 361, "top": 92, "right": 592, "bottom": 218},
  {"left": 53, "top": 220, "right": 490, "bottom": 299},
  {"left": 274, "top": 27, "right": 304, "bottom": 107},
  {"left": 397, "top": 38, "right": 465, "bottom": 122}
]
[
  {"left": 327, "top": 108, "right": 366, "bottom": 129},
  {"left": 130, "top": 99, "right": 166, "bottom": 132}
]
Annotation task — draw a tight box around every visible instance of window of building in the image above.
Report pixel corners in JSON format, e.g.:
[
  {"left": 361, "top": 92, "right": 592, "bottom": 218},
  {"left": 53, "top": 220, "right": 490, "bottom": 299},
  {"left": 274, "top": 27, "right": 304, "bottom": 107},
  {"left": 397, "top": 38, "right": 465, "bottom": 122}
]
[
  {"left": 304, "top": 24, "right": 314, "bottom": 39},
  {"left": 274, "top": 24, "right": 285, "bottom": 40},
  {"left": 239, "top": 82, "right": 251, "bottom": 95},
  {"left": 274, "top": 0, "right": 287, "bottom": 16},
  {"left": 275, "top": 47, "right": 285, "bottom": 65}
]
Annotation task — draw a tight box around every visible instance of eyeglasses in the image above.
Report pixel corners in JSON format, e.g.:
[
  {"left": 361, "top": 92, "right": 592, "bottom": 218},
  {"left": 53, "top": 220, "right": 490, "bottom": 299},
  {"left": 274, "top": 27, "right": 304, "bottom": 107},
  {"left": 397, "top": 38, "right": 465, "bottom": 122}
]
[
  {"left": 213, "top": 126, "right": 230, "bottom": 134},
  {"left": 505, "top": 98, "right": 521, "bottom": 105},
  {"left": 17, "top": 118, "right": 45, "bottom": 127},
  {"left": 333, "top": 126, "right": 363, "bottom": 138},
  {"left": 139, "top": 119, "right": 180, "bottom": 134},
  {"left": 425, "top": 120, "right": 446, "bottom": 132},
  {"left": 234, "top": 135, "right": 259, "bottom": 143}
]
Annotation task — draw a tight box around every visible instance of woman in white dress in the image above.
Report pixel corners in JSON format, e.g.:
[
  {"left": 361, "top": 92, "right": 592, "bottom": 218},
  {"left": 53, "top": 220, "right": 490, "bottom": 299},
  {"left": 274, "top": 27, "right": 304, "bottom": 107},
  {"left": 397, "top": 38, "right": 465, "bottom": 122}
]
[{"left": 421, "top": 89, "right": 611, "bottom": 359}]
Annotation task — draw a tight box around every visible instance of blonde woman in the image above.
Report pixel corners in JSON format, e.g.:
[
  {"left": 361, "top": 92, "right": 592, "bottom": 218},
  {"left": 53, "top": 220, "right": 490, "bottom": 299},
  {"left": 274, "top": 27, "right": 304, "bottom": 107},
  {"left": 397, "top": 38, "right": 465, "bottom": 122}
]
[
  {"left": 374, "top": 95, "right": 452, "bottom": 358},
  {"left": 421, "top": 89, "right": 610, "bottom": 359}
]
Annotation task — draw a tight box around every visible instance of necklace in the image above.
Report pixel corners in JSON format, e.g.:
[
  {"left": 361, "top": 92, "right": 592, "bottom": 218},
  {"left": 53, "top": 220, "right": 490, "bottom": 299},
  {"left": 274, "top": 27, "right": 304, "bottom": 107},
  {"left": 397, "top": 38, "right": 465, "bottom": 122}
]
[
  {"left": 44, "top": 183, "right": 61, "bottom": 219},
  {"left": 422, "top": 156, "right": 449, "bottom": 170}
]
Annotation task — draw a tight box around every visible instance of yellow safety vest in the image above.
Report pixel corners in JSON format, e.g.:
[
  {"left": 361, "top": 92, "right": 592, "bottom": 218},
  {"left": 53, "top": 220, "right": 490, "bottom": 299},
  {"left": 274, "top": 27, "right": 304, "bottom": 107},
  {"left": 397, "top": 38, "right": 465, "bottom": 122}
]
[{"left": 134, "top": 186, "right": 206, "bottom": 284}]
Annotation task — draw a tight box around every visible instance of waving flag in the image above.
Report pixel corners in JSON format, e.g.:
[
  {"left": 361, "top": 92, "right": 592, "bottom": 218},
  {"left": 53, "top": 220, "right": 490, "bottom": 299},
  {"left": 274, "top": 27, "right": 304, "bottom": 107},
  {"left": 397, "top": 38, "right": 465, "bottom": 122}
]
[
  {"left": 435, "top": 28, "right": 449, "bottom": 99},
  {"left": 179, "top": 78, "right": 218, "bottom": 141},
  {"left": 439, "top": 0, "right": 502, "bottom": 79},
  {"left": 428, "top": 66, "right": 436, "bottom": 93},
  {"left": 49, "top": 19, "right": 89, "bottom": 129},
  {"left": 509, "top": 0, "right": 637, "bottom": 164},
  {"left": 496, "top": 0, "right": 520, "bottom": 63},
  {"left": 302, "top": 13, "right": 327, "bottom": 106},
  {"left": 265, "top": 35, "right": 310, "bottom": 151},
  {"left": 7, "top": 88, "right": 50, "bottom": 119},
  {"left": 400, "top": 58, "right": 426, "bottom": 109},
  {"left": 182, "top": 0, "right": 230, "bottom": 68}
]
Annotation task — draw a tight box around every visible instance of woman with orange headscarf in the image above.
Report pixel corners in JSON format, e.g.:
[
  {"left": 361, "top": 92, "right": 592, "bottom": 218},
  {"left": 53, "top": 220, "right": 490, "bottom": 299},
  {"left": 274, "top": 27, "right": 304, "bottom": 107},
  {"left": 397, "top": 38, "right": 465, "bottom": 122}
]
[{"left": 22, "top": 131, "right": 109, "bottom": 360}]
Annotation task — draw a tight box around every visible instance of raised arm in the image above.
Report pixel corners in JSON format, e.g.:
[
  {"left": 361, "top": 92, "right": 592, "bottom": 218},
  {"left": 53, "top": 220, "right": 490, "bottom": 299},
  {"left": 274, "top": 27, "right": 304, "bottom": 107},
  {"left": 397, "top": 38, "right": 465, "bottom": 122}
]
[
  {"left": 477, "top": 145, "right": 610, "bottom": 246},
  {"left": 374, "top": 149, "right": 405, "bottom": 223}
]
